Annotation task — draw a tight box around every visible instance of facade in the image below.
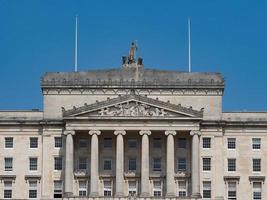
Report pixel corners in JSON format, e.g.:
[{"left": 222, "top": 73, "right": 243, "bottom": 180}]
[{"left": 0, "top": 44, "right": 266, "bottom": 200}]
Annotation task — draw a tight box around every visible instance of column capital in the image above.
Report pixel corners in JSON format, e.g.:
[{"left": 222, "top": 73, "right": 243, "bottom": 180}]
[
  {"left": 89, "top": 130, "right": 101, "bottom": 136},
  {"left": 190, "top": 130, "right": 201, "bottom": 136},
  {"left": 165, "top": 130, "right": 176, "bottom": 136},
  {"left": 114, "top": 130, "right": 126, "bottom": 136},
  {"left": 63, "top": 130, "right": 75, "bottom": 136},
  {"left": 139, "top": 130, "right": 151, "bottom": 136}
]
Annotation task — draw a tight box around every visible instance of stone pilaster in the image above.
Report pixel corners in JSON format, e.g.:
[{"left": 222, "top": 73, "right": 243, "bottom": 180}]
[
  {"left": 165, "top": 130, "right": 177, "bottom": 197},
  {"left": 190, "top": 130, "right": 202, "bottom": 198},
  {"left": 114, "top": 130, "right": 126, "bottom": 197},
  {"left": 139, "top": 130, "right": 151, "bottom": 197},
  {"left": 89, "top": 130, "right": 101, "bottom": 197},
  {"left": 63, "top": 130, "right": 75, "bottom": 197}
]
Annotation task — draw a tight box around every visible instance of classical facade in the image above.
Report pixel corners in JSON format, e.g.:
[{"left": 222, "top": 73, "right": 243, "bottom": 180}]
[{"left": 0, "top": 44, "right": 266, "bottom": 200}]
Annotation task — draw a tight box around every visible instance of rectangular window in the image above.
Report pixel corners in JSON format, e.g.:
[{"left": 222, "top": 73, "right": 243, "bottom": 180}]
[
  {"left": 227, "top": 138, "right": 236, "bottom": 149},
  {"left": 54, "top": 157, "right": 63, "bottom": 170},
  {"left": 153, "top": 181, "right": 162, "bottom": 197},
  {"left": 252, "top": 138, "right": 261, "bottom": 150},
  {"left": 103, "top": 181, "right": 112, "bottom": 196},
  {"left": 177, "top": 158, "right": 187, "bottom": 171},
  {"left": 128, "top": 181, "right": 137, "bottom": 196},
  {"left": 4, "top": 180, "right": 12, "bottom": 199},
  {"left": 104, "top": 138, "right": 112, "bottom": 148},
  {"left": 253, "top": 182, "right": 262, "bottom": 200},
  {"left": 153, "top": 138, "right": 161, "bottom": 148},
  {"left": 178, "top": 138, "right": 187, "bottom": 148},
  {"left": 228, "top": 182, "right": 236, "bottom": 200},
  {"left": 4, "top": 157, "right": 13, "bottom": 171},
  {"left": 128, "top": 158, "right": 137, "bottom": 171},
  {"left": 5, "top": 137, "right": 13, "bottom": 148},
  {"left": 54, "top": 180, "right": 62, "bottom": 198},
  {"left": 29, "top": 180, "right": 37, "bottom": 199},
  {"left": 79, "top": 139, "right": 88, "bottom": 148},
  {"left": 30, "top": 137, "right": 38, "bottom": 148},
  {"left": 78, "top": 181, "right": 87, "bottom": 197},
  {"left": 203, "top": 158, "right": 211, "bottom": 171},
  {"left": 228, "top": 159, "right": 236, "bottom": 172},
  {"left": 29, "top": 158, "right": 38, "bottom": 171},
  {"left": 203, "top": 137, "right": 211, "bottom": 148},
  {"left": 203, "top": 181, "right": 211, "bottom": 199},
  {"left": 78, "top": 157, "right": 87, "bottom": 170},
  {"left": 178, "top": 181, "right": 187, "bottom": 197},
  {"left": 253, "top": 159, "right": 261, "bottom": 172},
  {"left": 128, "top": 139, "right": 137, "bottom": 148},
  {"left": 153, "top": 158, "right": 161, "bottom": 171},
  {"left": 103, "top": 159, "right": 112, "bottom": 170},
  {"left": 54, "top": 137, "right": 63, "bottom": 148}
]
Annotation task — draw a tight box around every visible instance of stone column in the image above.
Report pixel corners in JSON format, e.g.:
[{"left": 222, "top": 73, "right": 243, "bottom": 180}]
[
  {"left": 114, "top": 130, "right": 126, "bottom": 197},
  {"left": 64, "top": 130, "right": 75, "bottom": 197},
  {"left": 190, "top": 130, "right": 201, "bottom": 198},
  {"left": 89, "top": 130, "right": 101, "bottom": 197},
  {"left": 165, "top": 130, "right": 177, "bottom": 197},
  {"left": 139, "top": 130, "right": 151, "bottom": 197}
]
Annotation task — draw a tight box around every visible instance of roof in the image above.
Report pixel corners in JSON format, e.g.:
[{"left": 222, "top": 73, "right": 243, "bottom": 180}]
[{"left": 41, "top": 65, "right": 224, "bottom": 89}]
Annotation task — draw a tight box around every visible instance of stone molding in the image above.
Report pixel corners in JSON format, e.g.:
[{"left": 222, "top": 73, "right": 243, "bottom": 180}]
[
  {"left": 165, "top": 130, "right": 177, "bottom": 136},
  {"left": 88, "top": 130, "right": 101, "bottom": 136},
  {"left": 114, "top": 130, "right": 126, "bottom": 136},
  {"left": 139, "top": 130, "right": 152, "bottom": 136}
]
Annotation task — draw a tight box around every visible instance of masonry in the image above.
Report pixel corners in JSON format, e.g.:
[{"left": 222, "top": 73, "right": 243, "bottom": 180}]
[{"left": 0, "top": 44, "right": 266, "bottom": 200}]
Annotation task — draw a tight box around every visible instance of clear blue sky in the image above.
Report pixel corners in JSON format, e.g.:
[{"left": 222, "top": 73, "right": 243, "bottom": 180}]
[{"left": 1, "top": 0, "right": 267, "bottom": 111}]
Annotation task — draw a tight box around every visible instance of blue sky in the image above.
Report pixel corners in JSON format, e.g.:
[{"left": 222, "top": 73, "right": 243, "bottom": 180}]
[{"left": 0, "top": 0, "right": 267, "bottom": 111}]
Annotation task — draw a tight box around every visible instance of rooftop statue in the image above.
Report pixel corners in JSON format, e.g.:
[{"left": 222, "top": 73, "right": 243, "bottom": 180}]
[{"left": 122, "top": 41, "right": 143, "bottom": 66}]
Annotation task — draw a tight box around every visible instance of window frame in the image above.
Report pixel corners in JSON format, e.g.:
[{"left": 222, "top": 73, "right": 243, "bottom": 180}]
[
  {"left": 5, "top": 137, "right": 13, "bottom": 149},
  {"left": 54, "top": 137, "right": 63, "bottom": 148},
  {"left": 202, "top": 157, "right": 211, "bottom": 171},
  {"left": 227, "top": 181, "right": 237, "bottom": 200},
  {"left": 103, "top": 180, "right": 112, "bottom": 196},
  {"left": 203, "top": 137, "right": 211, "bottom": 149},
  {"left": 153, "top": 158, "right": 161, "bottom": 171},
  {"left": 128, "top": 180, "right": 137, "bottom": 196},
  {"left": 227, "top": 158, "right": 236, "bottom": 172},
  {"left": 103, "top": 138, "right": 112, "bottom": 148},
  {"left": 253, "top": 158, "right": 261, "bottom": 172},
  {"left": 30, "top": 137, "right": 38, "bottom": 148},
  {"left": 177, "top": 180, "right": 187, "bottom": 197},
  {"left": 128, "top": 139, "right": 137, "bottom": 148},
  {"left": 177, "top": 157, "right": 187, "bottom": 171},
  {"left": 54, "top": 157, "right": 63, "bottom": 171},
  {"left": 78, "top": 138, "right": 88, "bottom": 148},
  {"left": 253, "top": 182, "right": 262, "bottom": 200},
  {"left": 53, "top": 180, "right": 63, "bottom": 198},
  {"left": 177, "top": 138, "right": 187, "bottom": 149},
  {"left": 153, "top": 138, "right": 162, "bottom": 149},
  {"left": 3, "top": 180, "right": 12, "bottom": 199},
  {"left": 128, "top": 158, "right": 137, "bottom": 171},
  {"left": 28, "top": 180, "right": 37, "bottom": 199},
  {"left": 202, "top": 181, "right": 211, "bottom": 199},
  {"left": 78, "top": 180, "right": 87, "bottom": 197},
  {"left": 29, "top": 157, "right": 38, "bottom": 171},
  {"left": 153, "top": 180, "right": 162, "bottom": 197},
  {"left": 227, "top": 138, "right": 236, "bottom": 149},
  {"left": 4, "top": 157, "right": 13, "bottom": 172},
  {"left": 252, "top": 138, "right": 261, "bottom": 150},
  {"left": 78, "top": 157, "right": 87, "bottom": 170},
  {"left": 103, "top": 159, "right": 112, "bottom": 171}
]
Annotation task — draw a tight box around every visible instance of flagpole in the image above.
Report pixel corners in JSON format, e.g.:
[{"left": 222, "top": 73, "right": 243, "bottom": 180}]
[
  {"left": 188, "top": 17, "right": 191, "bottom": 73},
  {"left": 75, "top": 15, "right": 78, "bottom": 72}
]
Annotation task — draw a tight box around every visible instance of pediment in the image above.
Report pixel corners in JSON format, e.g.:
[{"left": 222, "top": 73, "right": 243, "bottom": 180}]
[{"left": 62, "top": 93, "right": 203, "bottom": 119}]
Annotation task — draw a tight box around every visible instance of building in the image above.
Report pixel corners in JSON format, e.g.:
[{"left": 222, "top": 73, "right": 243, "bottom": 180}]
[{"left": 0, "top": 43, "right": 266, "bottom": 200}]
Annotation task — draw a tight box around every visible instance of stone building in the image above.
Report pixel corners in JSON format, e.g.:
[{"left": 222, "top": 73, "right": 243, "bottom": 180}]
[{"left": 0, "top": 44, "right": 266, "bottom": 200}]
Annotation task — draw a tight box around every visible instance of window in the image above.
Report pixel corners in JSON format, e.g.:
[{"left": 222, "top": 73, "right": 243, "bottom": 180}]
[
  {"left": 54, "top": 137, "right": 62, "bottom": 148},
  {"left": 253, "top": 159, "right": 261, "bottom": 172},
  {"left": 203, "top": 137, "right": 211, "bottom": 148},
  {"left": 153, "top": 181, "right": 162, "bottom": 196},
  {"left": 203, "top": 181, "right": 211, "bottom": 199},
  {"left": 104, "top": 138, "right": 112, "bottom": 148},
  {"left": 153, "top": 158, "right": 161, "bottom": 171},
  {"left": 78, "top": 181, "right": 87, "bottom": 197},
  {"left": 203, "top": 158, "right": 211, "bottom": 171},
  {"left": 252, "top": 138, "right": 261, "bottom": 150},
  {"left": 178, "top": 181, "right": 187, "bottom": 197},
  {"left": 153, "top": 138, "right": 161, "bottom": 148},
  {"left": 29, "top": 158, "right": 38, "bottom": 171},
  {"left": 103, "top": 181, "right": 112, "bottom": 196},
  {"left": 228, "top": 159, "right": 236, "bottom": 172},
  {"left": 30, "top": 137, "right": 38, "bottom": 148},
  {"left": 228, "top": 182, "right": 236, "bottom": 200},
  {"left": 54, "top": 157, "right": 63, "bottom": 170},
  {"left": 5, "top": 137, "right": 13, "bottom": 148},
  {"left": 103, "top": 159, "right": 112, "bottom": 170},
  {"left": 4, "top": 157, "right": 13, "bottom": 171},
  {"left": 29, "top": 180, "right": 37, "bottom": 199},
  {"left": 227, "top": 138, "right": 236, "bottom": 149},
  {"left": 54, "top": 180, "right": 62, "bottom": 198},
  {"left": 253, "top": 182, "right": 262, "bottom": 200},
  {"left": 128, "top": 181, "right": 137, "bottom": 196},
  {"left": 128, "top": 139, "right": 137, "bottom": 148},
  {"left": 177, "top": 158, "right": 187, "bottom": 171},
  {"left": 128, "top": 158, "right": 136, "bottom": 171},
  {"left": 3, "top": 181, "right": 12, "bottom": 199},
  {"left": 178, "top": 138, "right": 187, "bottom": 148},
  {"left": 79, "top": 139, "right": 88, "bottom": 148},
  {"left": 78, "top": 157, "right": 87, "bottom": 170}
]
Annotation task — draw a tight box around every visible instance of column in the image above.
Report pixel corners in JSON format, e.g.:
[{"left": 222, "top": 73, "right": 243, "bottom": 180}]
[
  {"left": 64, "top": 130, "right": 75, "bottom": 197},
  {"left": 165, "top": 130, "right": 177, "bottom": 197},
  {"left": 190, "top": 130, "right": 201, "bottom": 198},
  {"left": 89, "top": 130, "right": 101, "bottom": 197},
  {"left": 114, "top": 130, "right": 126, "bottom": 197},
  {"left": 139, "top": 130, "right": 151, "bottom": 197}
]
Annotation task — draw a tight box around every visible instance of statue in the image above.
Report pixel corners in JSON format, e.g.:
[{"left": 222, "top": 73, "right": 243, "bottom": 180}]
[{"left": 128, "top": 41, "right": 137, "bottom": 63}]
